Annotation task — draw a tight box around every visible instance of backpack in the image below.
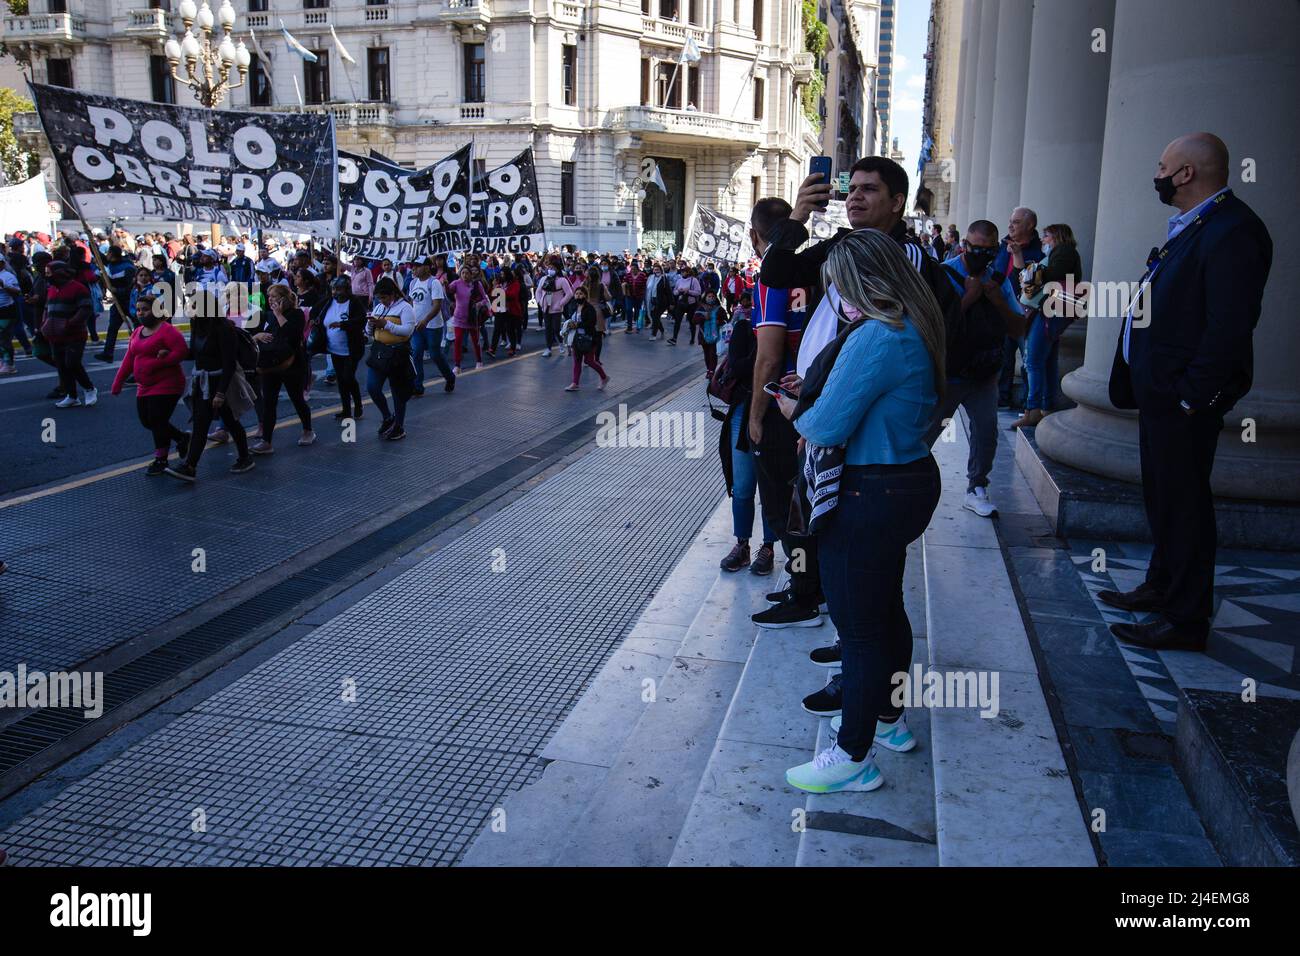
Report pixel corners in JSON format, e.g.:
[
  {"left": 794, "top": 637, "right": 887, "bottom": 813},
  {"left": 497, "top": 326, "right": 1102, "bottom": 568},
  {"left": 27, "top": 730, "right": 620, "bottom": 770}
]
[
  {"left": 234, "top": 325, "right": 260, "bottom": 372},
  {"left": 942, "top": 264, "right": 1006, "bottom": 381},
  {"left": 707, "top": 316, "right": 755, "bottom": 409}
]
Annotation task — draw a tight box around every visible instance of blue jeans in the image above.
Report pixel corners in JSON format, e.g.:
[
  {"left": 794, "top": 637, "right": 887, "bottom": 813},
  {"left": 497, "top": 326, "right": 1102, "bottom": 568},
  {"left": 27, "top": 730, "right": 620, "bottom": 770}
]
[
  {"left": 624, "top": 295, "right": 639, "bottom": 327},
  {"left": 366, "top": 358, "right": 412, "bottom": 427},
  {"left": 1024, "top": 311, "right": 1067, "bottom": 411},
  {"left": 729, "top": 409, "right": 775, "bottom": 542},
  {"left": 818, "top": 456, "right": 941, "bottom": 760},
  {"left": 409, "top": 325, "right": 454, "bottom": 390}
]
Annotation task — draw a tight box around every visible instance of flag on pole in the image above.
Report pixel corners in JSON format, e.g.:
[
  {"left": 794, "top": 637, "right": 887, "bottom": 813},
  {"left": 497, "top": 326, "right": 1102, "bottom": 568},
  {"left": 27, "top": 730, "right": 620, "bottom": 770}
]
[
  {"left": 680, "top": 36, "right": 701, "bottom": 64},
  {"left": 640, "top": 156, "right": 667, "bottom": 194},
  {"left": 248, "top": 26, "right": 269, "bottom": 62},
  {"left": 280, "top": 19, "right": 317, "bottom": 62},
  {"left": 329, "top": 24, "right": 356, "bottom": 65}
]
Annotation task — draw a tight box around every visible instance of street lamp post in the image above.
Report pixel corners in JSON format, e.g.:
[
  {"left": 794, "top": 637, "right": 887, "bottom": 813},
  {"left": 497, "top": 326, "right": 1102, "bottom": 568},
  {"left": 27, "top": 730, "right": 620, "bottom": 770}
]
[{"left": 163, "top": 0, "right": 252, "bottom": 108}]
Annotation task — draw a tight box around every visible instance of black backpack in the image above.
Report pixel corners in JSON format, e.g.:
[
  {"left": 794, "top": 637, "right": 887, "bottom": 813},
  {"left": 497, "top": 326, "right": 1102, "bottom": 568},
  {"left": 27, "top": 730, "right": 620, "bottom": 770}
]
[
  {"left": 234, "top": 326, "right": 260, "bottom": 372},
  {"left": 942, "top": 265, "right": 1006, "bottom": 381}
]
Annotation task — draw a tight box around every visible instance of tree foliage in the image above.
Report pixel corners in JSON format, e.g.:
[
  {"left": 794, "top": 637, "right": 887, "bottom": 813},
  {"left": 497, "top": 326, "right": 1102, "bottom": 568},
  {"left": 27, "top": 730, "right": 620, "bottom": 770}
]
[
  {"left": 0, "top": 87, "right": 40, "bottom": 185},
  {"left": 800, "top": 0, "right": 829, "bottom": 131}
]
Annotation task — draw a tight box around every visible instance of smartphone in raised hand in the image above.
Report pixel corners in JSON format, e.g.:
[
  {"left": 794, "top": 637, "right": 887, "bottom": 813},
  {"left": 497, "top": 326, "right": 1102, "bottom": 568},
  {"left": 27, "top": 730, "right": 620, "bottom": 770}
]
[{"left": 809, "top": 156, "right": 833, "bottom": 209}]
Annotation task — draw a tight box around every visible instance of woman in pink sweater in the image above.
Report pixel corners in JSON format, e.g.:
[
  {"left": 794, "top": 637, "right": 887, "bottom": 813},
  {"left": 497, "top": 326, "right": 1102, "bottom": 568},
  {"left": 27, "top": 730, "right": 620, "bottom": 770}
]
[{"left": 111, "top": 294, "right": 191, "bottom": 476}]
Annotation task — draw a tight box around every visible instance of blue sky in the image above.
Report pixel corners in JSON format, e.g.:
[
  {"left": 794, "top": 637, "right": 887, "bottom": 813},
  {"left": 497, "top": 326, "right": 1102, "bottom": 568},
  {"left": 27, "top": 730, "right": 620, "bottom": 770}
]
[{"left": 887, "top": 0, "right": 932, "bottom": 206}]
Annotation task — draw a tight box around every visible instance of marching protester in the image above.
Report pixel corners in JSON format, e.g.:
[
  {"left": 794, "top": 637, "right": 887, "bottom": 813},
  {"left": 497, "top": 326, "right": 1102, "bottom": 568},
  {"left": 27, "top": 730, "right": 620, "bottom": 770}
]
[
  {"left": 366, "top": 276, "right": 418, "bottom": 440},
  {"left": 0, "top": 254, "right": 23, "bottom": 375},
  {"left": 774, "top": 228, "right": 945, "bottom": 795},
  {"left": 697, "top": 289, "right": 725, "bottom": 375},
  {"left": 96, "top": 245, "right": 136, "bottom": 362},
  {"left": 319, "top": 276, "right": 369, "bottom": 419},
  {"left": 563, "top": 283, "right": 609, "bottom": 392},
  {"left": 407, "top": 258, "right": 454, "bottom": 393},
  {"left": 250, "top": 283, "right": 316, "bottom": 455},
  {"left": 110, "top": 294, "right": 190, "bottom": 476},
  {"left": 645, "top": 262, "right": 671, "bottom": 340},
  {"left": 535, "top": 254, "right": 573, "bottom": 357},
  {"left": 446, "top": 264, "right": 490, "bottom": 372},
  {"left": 622, "top": 260, "right": 646, "bottom": 334},
  {"left": 43, "top": 260, "right": 98, "bottom": 408},
  {"left": 167, "top": 291, "right": 256, "bottom": 481},
  {"left": 583, "top": 265, "right": 613, "bottom": 361},
  {"left": 669, "top": 264, "right": 702, "bottom": 345}
]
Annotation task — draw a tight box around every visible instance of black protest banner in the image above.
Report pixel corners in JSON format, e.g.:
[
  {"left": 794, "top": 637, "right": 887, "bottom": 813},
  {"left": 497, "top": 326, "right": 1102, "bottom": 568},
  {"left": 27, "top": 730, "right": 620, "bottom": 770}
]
[
  {"left": 29, "top": 83, "right": 337, "bottom": 234},
  {"left": 337, "top": 146, "right": 472, "bottom": 261},
  {"left": 464, "top": 149, "right": 546, "bottom": 256},
  {"left": 808, "top": 199, "right": 850, "bottom": 240},
  {"left": 684, "top": 204, "right": 753, "bottom": 265}
]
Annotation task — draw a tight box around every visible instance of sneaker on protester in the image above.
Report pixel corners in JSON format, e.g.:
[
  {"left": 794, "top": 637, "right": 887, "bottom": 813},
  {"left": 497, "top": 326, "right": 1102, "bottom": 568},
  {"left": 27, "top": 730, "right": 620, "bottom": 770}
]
[
  {"left": 809, "top": 642, "right": 841, "bottom": 667},
  {"left": 542, "top": 349, "right": 552, "bottom": 357},
  {"left": 719, "top": 541, "right": 750, "bottom": 573},
  {"left": 297, "top": 430, "right": 316, "bottom": 447},
  {"left": 209, "top": 428, "right": 230, "bottom": 445},
  {"left": 801, "top": 673, "right": 842, "bottom": 716},
  {"left": 829, "top": 713, "right": 918, "bottom": 752},
  {"left": 749, "top": 543, "right": 774, "bottom": 575},
  {"left": 0, "top": 363, "right": 16, "bottom": 375},
  {"left": 229, "top": 457, "right": 255, "bottom": 474},
  {"left": 963, "top": 486, "right": 997, "bottom": 518},
  {"left": 452, "top": 366, "right": 461, "bottom": 375},
  {"left": 764, "top": 587, "right": 829, "bottom": 615},
  {"left": 249, "top": 439, "right": 274, "bottom": 455},
  {"left": 786, "top": 745, "right": 883, "bottom": 794},
  {"left": 82, "top": 387, "right": 98, "bottom": 407},
  {"left": 54, "top": 395, "right": 82, "bottom": 408},
  {"left": 752, "top": 599, "right": 822, "bottom": 629}
]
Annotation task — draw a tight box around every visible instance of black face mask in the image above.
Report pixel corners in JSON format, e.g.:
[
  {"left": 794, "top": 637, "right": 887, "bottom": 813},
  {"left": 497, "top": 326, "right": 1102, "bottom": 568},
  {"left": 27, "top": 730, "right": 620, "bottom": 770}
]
[{"left": 1153, "top": 165, "right": 1187, "bottom": 205}]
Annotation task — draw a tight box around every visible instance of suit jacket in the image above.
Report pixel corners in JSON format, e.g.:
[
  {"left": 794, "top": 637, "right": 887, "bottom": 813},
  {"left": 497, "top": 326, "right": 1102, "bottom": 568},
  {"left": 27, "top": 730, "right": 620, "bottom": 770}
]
[{"left": 1109, "top": 191, "right": 1273, "bottom": 415}]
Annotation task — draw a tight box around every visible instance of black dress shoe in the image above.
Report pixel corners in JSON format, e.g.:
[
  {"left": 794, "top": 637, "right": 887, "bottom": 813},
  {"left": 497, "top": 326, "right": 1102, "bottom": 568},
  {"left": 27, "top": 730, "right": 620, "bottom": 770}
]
[
  {"left": 1098, "top": 582, "right": 1166, "bottom": 612},
  {"left": 1110, "top": 618, "right": 1207, "bottom": 652}
]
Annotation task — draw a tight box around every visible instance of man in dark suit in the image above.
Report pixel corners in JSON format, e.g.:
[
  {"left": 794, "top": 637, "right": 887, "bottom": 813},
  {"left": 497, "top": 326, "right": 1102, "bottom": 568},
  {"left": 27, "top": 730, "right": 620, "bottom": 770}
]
[{"left": 1101, "top": 132, "right": 1273, "bottom": 651}]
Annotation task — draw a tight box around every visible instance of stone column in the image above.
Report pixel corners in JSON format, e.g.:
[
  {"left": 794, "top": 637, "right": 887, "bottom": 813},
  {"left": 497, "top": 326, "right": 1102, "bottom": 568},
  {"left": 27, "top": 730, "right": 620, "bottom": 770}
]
[
  {"left": 964, "top": 0, "right": 1000, "bottom": 221},
  {"left": 951, "top": 0, "right": 980, "bottom": 229},
  {"left": 1018, "top": 0, "right": 1115, "bottom": 381},
  {"left": 982, "top": 0, "right": 1034, "bottom": 224},
  {"left": 1036, "top": 0, "right": 1300, "bottom": 503}
]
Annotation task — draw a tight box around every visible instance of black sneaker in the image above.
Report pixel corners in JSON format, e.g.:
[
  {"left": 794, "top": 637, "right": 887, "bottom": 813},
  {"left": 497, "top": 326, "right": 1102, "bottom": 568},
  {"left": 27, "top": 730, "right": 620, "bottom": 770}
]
[
  {"left": 378, "top": 417, "right": 396, "bottom": 438},
  {"left": 174, "top": 432, "right": 191, "bottom": 460},
  {"left": 749, "top": 543, "right": 774, "bottom": 576},
  {"left": 802, "top": 674, "right": 842, "bottom": 716},
  {"left": 445, "top": 375, "right": 456, "bottom": 393},
  {"left": 323, "top": 374, "right": 337, "bottom": 385},
  {"left": 95, "top": 351, "right": 113, "bottom": 363},
  {"left": 164, "top": 462, "right": 197, "bottom": 483},
  {"left": 765, "top": 587, "right": 829, "bottom": 614},
  {"left": 719, "top": 542, "right": 750, "bottom": 572},
  {"left": 752, "top": 600, "right": 822, "bottom": 629},
  {"left": 809, "top": 643, "right": 841, "bottom": 667},
  {"left": 145, "top": 458, "right": 168, "bottom": 477},
  {"left": 385, "top": 425, "right": 406, "bottom": 441},
  {"left": 230, "top": 457, "right": 255, "bottom": 474},
  {"left": 46, "top": 387, "right": 66, "bottom": 400}
]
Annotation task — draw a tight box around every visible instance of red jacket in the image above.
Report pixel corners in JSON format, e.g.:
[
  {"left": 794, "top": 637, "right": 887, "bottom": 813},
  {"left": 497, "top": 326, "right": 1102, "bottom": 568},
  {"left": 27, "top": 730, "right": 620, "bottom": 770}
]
[{"left": 112, "top": 321, "right": 188, "bottom": 397}]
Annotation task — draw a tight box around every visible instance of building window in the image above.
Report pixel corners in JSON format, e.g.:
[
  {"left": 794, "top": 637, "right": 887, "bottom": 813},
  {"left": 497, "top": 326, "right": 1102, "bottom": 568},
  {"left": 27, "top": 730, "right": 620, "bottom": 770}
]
[
  {"left": 249, "top": 52, "right": 272, "bottom": 106},
  {"left": 751, "top": 175, "right": 760, "bottom": 207},
  {"left": 658, "top": 0, "right": 677, "bottom": 20},
  {"left": 149, "top": 55, "right": 175, "bottom": 104},
  {"left": 304, "top": 50, "right": 329, "bottom": 104},
  {"left": 49, "top": 0, "right": 67, "bottom": 12},
  {"left": 247, "top": 0, "right": 268, "bottom": 10},
  {"left": 46, "top": 58, "right": 73, "bottom": 88},
  {"left": 368, "top": 47, "right": 390, "bottom": 102},
  {"left": 688, "top": 0, "right": 699, "bottom": 24},
  {"left": 642, "top": 0, "right": 651, "bottom": 13},
  {"left": 686, "top": 64, "right": 699, "bottom": 109},
  {"left": 303, "top": 0, "right": 329, "bottom": 8},
  {"left": 752, "top": 0, "right": 763, "bottom": 39},
  {"left": 655, "top": 61, "right": 681, "bottom": 109},
  {"left": 641, "top": 58, "right": 651, "bottom": 106},
  {"left": 463, "top": 42, "right": 485, "bottom": 102},
  {"left": 561, "top": 161, "right": 575, "bottom": 219},
  {"left": 752, "top": 76, "right": 764, "bottom": 120},
  {"left": 561, "top": 44, "right": 577, "bottom": 106}
]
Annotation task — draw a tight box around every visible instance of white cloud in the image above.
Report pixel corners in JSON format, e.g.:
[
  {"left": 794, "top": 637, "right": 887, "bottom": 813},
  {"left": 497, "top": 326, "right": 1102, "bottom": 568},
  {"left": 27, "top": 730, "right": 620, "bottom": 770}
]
[
  {"left": 894, "top": 52, "right": 910, "bottom": 72},
  {"left": 893, "top": 92, "right": 923, "bottom": 113},
  {"left": 906, "top": 73, "right": 926, "bottom": 90}
]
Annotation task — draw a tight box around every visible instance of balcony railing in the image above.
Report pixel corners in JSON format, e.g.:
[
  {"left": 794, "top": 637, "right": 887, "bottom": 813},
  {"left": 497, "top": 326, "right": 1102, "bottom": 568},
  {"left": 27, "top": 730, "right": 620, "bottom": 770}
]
[
  {"left": 641, "top": 16, "right": 706, "bottom": 48},
  {"left": 258, "top": 102, "right": 393, "bottom": 127},
  {"left": 606, "top": 106, "right": 760, "bottom": 146},
  {"left": 124, "top": 8, "right": 169, "bottom": 38},
  {"left": 2, "top": 12, "right": 88, "bottom": 43},
  {"left": 552, "top": 0, "right": 582, "bottom": 22},
  {"left": 441, "top": 0, "right": 492, "bottom": 24},
  {"left": 792, "top": 51, "right": 815, "bottom": 80}
]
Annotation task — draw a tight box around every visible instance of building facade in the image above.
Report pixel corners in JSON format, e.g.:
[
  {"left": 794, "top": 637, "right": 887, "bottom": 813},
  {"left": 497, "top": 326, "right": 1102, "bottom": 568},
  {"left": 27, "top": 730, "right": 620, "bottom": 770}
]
[
  {"left": 915, "top": 0, "right": 959, "bottom": 223},
  {"left": 2, "top": 0, "right": 824, "bottom": 251},
  {"left": 816, "top": 0, "right": 877, "bottom": 175}
]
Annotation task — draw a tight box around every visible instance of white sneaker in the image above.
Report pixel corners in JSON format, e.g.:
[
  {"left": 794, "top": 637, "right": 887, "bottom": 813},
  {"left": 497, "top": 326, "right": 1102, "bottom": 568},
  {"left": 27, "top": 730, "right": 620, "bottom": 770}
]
[
  {"left": 54, "top": 395, "right": 82, "bottom": 408},
  {"left": 82, "top": 387, "right": 98, "bottom": 407},
  {"left": 542, "top": 348, "right": 552, "bottom": 357},
  {"left": 475, "top": 362, "right": 485, "bottom": 370},
  {"left": 786, "top": 745, "right": 882, "bottom": 794},
  {"left": 452, "top": 366, "right": 461, "bottom": 375},
  {"left": 829, "top": 714, "right": 918, "bottom": 752},
  {"left": 963, "top": 486, "right": 997, "bottom": 518}
]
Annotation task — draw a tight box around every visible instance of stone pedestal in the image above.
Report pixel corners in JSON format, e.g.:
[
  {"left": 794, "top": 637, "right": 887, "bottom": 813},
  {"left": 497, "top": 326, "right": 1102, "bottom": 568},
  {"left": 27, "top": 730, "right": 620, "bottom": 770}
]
[{"left": 1035, "top": 0, "right": 1300, "bottom": 503}]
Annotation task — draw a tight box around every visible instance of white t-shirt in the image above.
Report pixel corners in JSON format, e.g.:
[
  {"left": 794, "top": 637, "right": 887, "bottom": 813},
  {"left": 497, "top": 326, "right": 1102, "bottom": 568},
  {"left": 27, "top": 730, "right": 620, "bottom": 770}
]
[
  {"left": 408, "top": 275, "right": 446, "bottom": 329},
  {"left": 369, "top": 298, "right": 416, "bottom": 339},
  {"left": 323, "top": 298, "right": 352, "bottom": 356}
]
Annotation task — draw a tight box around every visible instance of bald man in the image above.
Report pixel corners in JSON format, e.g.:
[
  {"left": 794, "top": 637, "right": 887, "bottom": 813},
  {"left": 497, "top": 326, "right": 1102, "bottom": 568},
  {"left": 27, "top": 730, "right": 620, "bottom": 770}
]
[{"left": 1102, "top": 132, "right": 1273, "bottom": 652}]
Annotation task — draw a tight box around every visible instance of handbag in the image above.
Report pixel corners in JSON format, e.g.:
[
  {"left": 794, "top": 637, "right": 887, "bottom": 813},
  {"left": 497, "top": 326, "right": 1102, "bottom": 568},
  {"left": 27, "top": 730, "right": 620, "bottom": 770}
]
[{"left": 573, "top": 329, "right": 594, "bottom": 353}]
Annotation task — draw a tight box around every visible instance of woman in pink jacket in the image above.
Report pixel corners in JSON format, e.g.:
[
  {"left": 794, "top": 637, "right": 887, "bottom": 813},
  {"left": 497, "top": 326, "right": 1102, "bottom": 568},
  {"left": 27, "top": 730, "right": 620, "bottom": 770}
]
[
  {"left": 111, "top": 293, "right": 191, "bottom": 476},
  {"left": 445, "top": 264, "right": 491, "bottom": 372},
  {"left": 534, "top": 254, "right": 574, "bottom": 357}
]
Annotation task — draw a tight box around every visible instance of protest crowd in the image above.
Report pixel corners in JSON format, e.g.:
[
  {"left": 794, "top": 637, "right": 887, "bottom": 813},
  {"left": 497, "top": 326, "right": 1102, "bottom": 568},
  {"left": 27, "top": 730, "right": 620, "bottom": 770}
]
[{"left": 0, "top": 128, "right": 1271, "bottom": 799}]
